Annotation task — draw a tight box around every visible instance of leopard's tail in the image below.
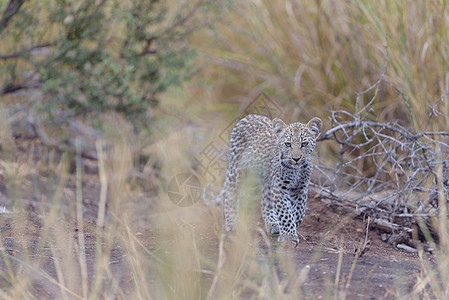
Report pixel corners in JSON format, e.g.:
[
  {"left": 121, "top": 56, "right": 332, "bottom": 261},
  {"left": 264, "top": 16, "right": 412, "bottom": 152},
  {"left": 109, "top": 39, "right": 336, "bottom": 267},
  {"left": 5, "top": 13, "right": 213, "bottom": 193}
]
[{"left": 202, "top": 183, "right": 222, "bottom": 206}]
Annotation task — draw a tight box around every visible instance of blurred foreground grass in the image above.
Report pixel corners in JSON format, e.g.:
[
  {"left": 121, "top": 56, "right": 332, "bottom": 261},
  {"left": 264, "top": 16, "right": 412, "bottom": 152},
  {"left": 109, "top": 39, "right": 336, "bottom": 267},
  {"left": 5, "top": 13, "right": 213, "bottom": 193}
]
[
  {"left": 0, "top": 129, "right": 447, "bottom": 298},
  {"left": 0, "top": 0, "right": 449, "bottom": 299}
]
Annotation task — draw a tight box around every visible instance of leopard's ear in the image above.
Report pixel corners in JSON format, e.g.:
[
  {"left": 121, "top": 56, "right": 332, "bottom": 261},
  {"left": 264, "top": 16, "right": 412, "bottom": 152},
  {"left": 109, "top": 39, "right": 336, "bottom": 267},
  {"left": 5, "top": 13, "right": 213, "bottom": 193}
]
[
  {"left": 272, "top": 118, "right": 287, "bottom": 134},
  {"left": 307, "top": 117, "right": 322, "bottom": 138}
]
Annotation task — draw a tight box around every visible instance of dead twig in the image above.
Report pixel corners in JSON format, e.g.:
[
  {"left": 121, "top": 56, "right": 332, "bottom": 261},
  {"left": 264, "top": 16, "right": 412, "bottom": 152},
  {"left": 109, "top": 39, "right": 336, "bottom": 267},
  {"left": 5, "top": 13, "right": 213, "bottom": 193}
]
[
  {"left": 0, "top": 0, "right": 26, "bottom": 33},
  {"left": 314, "top": 42, "right": 449, "bottom": 240}
]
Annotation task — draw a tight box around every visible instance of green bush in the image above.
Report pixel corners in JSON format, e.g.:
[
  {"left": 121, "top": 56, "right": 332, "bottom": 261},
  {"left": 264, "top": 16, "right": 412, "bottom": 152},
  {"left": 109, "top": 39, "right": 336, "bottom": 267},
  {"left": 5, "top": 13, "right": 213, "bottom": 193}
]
[{"left": 0, "top": 0, "right": 217, "bottom": 122}]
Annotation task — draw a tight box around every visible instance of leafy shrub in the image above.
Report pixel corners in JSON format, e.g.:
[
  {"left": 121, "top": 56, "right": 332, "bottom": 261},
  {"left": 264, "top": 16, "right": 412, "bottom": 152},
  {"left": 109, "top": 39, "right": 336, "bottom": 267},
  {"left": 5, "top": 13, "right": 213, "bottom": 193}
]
[{"left": 0, "top": 0, "right": 217, "bottom": 122}]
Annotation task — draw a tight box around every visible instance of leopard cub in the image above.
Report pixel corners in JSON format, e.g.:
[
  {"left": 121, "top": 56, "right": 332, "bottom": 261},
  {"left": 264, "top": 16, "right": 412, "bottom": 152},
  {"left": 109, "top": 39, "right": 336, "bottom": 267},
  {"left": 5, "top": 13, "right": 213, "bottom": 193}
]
[{"left": 217, "top": 114, "right": 322, "bottom": 243}]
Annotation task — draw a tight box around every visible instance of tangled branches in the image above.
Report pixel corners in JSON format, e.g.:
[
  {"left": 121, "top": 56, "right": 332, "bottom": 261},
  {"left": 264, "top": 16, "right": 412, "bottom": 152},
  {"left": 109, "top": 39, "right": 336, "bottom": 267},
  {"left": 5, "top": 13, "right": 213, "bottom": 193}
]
[{"left": 314, "top": 66, "right": 449, "bottom": 224}]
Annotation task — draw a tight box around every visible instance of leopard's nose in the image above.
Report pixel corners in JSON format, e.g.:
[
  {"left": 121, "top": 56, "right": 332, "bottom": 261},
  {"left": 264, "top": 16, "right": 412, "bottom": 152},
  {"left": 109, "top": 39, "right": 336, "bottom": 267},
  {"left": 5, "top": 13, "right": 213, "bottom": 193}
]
[{"left": 292, "top": 157, "right": 300, "bottom": 162}]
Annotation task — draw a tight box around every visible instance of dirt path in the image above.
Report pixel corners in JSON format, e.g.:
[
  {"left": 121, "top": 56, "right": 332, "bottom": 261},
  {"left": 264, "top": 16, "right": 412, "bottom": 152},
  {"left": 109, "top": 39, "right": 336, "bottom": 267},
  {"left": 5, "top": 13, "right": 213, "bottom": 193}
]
[{"left": 280, "top": 193, "right": 421, "bottom": 298}]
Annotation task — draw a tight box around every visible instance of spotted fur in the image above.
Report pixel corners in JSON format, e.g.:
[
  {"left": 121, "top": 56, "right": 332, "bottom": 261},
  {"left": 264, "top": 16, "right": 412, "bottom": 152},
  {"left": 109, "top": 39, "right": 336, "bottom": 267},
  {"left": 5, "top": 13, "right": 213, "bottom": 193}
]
[{"left": 218, "top": 114, "right": 322, "bottom": 243}]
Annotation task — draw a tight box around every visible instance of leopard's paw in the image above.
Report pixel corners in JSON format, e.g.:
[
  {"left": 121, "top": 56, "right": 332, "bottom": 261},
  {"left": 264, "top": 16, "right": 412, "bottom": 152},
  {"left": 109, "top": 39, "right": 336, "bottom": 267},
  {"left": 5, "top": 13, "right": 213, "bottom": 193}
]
[
  {"left": 270, "top": 224, "right": 280, "bottom": 234},
  {"left": 225, "top": 223, "right": 236, "bottom": 232},
  {"left": 277, "top": 234, "right": 299, "bottom": 245}
]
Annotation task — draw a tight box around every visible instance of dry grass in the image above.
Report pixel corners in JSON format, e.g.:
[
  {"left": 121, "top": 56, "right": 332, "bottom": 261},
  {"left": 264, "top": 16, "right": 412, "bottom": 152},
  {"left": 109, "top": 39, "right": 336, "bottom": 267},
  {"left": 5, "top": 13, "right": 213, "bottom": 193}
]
[
  {"left": 0, "top": 141, "right": 311, "bottom": 299},
  {"left": 191, "top": 0, "right": 449, "bottom": 131},
  {"left": 0, "top": 0, "right": 449, "bottom": 299}
]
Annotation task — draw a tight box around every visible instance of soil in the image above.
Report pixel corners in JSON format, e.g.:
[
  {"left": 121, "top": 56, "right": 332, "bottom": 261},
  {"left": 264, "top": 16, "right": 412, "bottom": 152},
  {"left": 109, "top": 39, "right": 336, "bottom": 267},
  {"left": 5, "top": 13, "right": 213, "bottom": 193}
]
[
  {"left": 0, "top": 160, "right": 428, "bottom": 299},
  {"left": 293, "top": 192, "right": 423, "bottom": 298}
]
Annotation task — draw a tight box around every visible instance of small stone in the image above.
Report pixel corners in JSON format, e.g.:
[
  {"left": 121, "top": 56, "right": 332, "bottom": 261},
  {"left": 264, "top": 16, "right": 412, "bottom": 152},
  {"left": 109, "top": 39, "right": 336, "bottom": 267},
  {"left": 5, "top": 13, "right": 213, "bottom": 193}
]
[{"left": 397, "top": 243, "right": 417, "bottom": 253}]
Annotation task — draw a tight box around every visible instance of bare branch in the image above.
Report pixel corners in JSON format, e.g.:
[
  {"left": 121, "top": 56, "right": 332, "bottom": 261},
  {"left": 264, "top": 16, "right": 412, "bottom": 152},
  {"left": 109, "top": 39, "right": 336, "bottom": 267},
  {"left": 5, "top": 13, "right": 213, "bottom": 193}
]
[
  {"left": 0, "top": 0, "right": 26, "bottom": 33},
  {"left": 0, "top": 42, "right": 55, "bottom": 60},
  {"left": 160, "top": 0, "right": 205, "bottom": 37},
  {"left": 1, "top": 81, "right": 41, "bottom": 94},
  {"left": 313, "top": 42, "right": 449, "bottom": 237}
]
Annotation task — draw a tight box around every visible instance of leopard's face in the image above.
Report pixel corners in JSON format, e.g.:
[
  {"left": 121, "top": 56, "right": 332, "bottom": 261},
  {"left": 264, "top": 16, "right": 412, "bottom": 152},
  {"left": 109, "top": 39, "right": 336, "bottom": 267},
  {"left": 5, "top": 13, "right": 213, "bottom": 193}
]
[{"left": 273, "top": 117, "right": 322, "bottom": 168}]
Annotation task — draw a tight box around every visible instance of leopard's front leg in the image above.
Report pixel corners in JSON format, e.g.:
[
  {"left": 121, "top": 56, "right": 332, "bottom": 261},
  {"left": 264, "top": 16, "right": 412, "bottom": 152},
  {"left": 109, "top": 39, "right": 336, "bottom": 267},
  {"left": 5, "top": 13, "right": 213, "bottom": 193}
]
[
  {"left": 293, "top": 191, "right": 308, "bottom": 229},
  {"left": 291, "top": 162, "right": 312, "bottom": 228},
  {"left": 272, "top": 184, "right": 299, "bottom": 244}
]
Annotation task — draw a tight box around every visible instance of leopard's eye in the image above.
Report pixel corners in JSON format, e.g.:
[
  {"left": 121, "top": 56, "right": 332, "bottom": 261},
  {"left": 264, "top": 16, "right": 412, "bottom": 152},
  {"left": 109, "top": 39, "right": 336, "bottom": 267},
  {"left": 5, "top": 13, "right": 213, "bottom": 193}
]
[
  {"left": 301, "top": 142, "right": 309, "bottom": 147},
  {"left": 285, "top": 142, "right": 291, "bottom": 147}
]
